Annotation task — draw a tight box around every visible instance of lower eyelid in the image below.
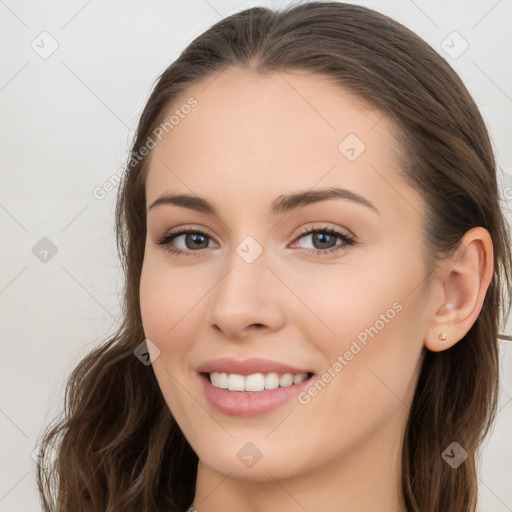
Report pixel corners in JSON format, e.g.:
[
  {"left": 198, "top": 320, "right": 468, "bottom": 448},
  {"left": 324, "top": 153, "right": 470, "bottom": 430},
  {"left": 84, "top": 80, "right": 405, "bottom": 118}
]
[{"left": 157, "top": 226, "right": 355, "bottom": 255}]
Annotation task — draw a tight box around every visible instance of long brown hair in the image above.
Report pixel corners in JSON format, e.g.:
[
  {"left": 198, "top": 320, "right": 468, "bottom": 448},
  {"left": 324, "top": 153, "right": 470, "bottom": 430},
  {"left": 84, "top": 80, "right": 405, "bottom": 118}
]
[{"left": 36, "top": 2, "right": 512, "bottom": 511}]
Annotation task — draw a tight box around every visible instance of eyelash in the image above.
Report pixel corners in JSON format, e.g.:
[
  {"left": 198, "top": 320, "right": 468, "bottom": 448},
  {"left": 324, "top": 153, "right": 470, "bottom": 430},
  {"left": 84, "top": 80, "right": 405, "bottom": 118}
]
[{"left": 155, "top": 224, "right": 357, "bottom": 258}]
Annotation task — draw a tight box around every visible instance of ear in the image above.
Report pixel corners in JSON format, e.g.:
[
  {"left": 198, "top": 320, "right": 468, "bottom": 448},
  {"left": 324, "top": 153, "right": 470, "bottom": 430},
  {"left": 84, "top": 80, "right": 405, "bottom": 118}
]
[{"left": 425, "top": 227, "right": 494, "bottom": 352}]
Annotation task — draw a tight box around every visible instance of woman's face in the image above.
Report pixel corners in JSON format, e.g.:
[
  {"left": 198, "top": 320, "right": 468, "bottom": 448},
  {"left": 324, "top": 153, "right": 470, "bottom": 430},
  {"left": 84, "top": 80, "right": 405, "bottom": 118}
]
[{"left": 140, "top": 68, "right": 431, "bottom": 481}]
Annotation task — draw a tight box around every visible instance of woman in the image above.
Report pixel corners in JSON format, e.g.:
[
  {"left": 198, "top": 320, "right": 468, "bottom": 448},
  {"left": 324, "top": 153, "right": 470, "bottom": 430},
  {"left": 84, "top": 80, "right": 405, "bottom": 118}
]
[{"left": 36, "top": 2, "right": 511, "bottom": 511}]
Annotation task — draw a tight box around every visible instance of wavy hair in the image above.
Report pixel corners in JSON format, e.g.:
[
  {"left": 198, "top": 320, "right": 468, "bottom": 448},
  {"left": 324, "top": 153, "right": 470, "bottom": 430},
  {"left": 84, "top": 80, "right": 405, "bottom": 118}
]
[{"left": 36, "top": 2, "right": 511, "bottom": 511}]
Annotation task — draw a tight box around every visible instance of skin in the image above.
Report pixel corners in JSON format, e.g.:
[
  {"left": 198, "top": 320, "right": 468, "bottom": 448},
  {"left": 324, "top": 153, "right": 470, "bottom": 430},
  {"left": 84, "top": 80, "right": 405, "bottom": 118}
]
[{"left": 139, "top": 68, "right": 493, "bottom": 512}]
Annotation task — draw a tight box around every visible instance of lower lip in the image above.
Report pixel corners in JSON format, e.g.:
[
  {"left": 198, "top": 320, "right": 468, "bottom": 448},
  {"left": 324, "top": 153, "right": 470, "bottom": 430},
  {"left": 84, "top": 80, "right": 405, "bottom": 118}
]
[{"left": 199, "top": 373, "right": 314, "bottom": 417}]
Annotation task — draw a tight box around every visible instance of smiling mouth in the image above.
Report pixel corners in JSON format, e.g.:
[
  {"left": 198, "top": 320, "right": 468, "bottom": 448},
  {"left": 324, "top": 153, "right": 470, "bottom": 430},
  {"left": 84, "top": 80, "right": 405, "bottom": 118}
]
[{"left": 202, "top": 371, "right": 315, "bottom": 393}]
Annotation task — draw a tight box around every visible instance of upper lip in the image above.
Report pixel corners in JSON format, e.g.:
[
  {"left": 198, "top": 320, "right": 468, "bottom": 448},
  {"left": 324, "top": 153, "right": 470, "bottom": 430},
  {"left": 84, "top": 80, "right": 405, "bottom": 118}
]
[{"left": 196, "top": 357, "right": 314, "bottom": 376}]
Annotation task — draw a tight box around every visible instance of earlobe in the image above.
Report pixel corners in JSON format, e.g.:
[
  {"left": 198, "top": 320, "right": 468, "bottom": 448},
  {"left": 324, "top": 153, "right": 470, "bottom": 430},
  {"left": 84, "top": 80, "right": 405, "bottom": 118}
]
[
  {"left": 424, "top": 227, "right": 494, "bottom": 353},
  {"left": 425, "top": 302, "right": 458, "bottom": 352}
]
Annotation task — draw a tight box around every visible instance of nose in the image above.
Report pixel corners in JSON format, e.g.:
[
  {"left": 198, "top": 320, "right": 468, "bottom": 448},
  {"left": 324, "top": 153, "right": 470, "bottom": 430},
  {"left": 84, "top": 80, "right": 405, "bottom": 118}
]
[{"left": 204, "top": 245, "right": 286, "bottom": 340}]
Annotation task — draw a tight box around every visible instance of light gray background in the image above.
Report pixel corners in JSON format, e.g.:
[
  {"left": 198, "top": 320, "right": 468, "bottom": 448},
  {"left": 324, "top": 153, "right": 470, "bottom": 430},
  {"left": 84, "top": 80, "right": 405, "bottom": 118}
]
[{"left": 0, "top": 0, "right": 511, "bottom": 510}]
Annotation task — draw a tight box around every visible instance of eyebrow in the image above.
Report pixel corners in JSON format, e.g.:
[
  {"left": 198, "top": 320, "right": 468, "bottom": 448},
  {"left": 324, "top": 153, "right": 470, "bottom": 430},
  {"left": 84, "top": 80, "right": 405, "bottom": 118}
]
[{"left": 147, "top": 187, "right": 379, "bottom": 216}]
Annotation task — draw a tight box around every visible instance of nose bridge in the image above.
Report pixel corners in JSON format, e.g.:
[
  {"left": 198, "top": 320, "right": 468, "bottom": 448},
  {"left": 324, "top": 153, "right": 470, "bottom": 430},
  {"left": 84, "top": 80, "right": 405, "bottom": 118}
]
[
  {"left": 205, "top": 233, "right": 284, "bottom": 335},
  {"left": 216, "top": 234, "right": 270, "bottom": 306}
]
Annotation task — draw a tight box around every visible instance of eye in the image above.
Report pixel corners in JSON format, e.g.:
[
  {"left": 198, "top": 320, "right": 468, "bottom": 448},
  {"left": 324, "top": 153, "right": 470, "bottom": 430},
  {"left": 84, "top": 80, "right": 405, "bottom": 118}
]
[
  {"left": 292, "top": 225, "right": 356, "bottom": 256},
  {"left": 155, "top": 225, "right": 216, "bottom": 258},
  {"left": 155, "top": 224, "right": 357, "bottom": 258}
]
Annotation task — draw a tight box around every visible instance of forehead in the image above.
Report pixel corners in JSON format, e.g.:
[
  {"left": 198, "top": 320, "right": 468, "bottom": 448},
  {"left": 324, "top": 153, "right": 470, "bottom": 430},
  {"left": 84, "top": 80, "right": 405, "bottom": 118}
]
[{"left": 145, "top": 68, "right": 420, "bottom": 221}]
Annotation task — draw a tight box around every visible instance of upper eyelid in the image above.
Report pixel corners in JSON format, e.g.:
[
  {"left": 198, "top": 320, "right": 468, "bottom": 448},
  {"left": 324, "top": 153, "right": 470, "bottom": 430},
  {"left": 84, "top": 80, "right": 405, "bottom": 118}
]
[
  {"left": 160, "top": 224, "right": 356, "bottom": 245},
  {"left": 156, "top": 225, "right": 358, "bottom": 261}
]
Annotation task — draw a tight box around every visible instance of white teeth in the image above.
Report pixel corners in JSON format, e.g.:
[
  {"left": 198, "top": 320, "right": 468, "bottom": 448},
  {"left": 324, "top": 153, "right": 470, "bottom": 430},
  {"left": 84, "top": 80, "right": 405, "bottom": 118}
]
[
  {"left": 265, "top": 372, "right": 280, "bottom": 390},
  {"left": 279, "top": 373, "right": 294, "bottom": 387},
  {"left": 227, "top": 373, "right": 245, "bottom": 391},
  {"left": 217, "top": 372, "right": 228, "bottom": 388},
  {"left": 293, "top": 373, "right": 308, "bottom": 384},
  {"left": 209, "top": 371, "right": 310, "bottom": 392},
  {"left": 245, "top": 373, "right": 265, "bottom": 392}
]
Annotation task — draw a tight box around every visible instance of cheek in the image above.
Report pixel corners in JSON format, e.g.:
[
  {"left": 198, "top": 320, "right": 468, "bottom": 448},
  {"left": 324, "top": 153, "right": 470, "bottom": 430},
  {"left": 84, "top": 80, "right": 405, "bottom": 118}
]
[
  {"left": 139, "top": 258, "right": 198, "bottom": 360},
  {"left": 139, "top": 260, "right": 203, "bottom": 427},
  {"left": 290, "top": 262, "right": 412, "bottom": 350},
  {"left": 291, "top": 268, "right": 426, "bottom": 461},
  {"left": 297, "top": 247, "right": 427, "bottom": 393}
]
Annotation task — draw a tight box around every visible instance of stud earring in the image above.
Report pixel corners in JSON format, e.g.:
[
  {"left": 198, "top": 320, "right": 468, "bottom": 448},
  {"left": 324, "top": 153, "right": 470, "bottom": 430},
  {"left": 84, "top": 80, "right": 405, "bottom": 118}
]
[{"left": 439, "top": 332, "right": 447, "bottom": 341}]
